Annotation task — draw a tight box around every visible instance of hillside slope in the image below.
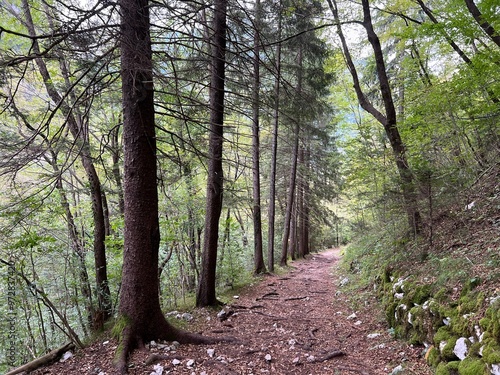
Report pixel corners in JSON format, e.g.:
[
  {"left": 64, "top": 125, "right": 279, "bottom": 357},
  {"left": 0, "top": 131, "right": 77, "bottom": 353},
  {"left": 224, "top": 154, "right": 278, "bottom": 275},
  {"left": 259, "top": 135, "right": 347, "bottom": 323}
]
[{"left": 341, "top": 162, "right": 500, "bottom": 374}]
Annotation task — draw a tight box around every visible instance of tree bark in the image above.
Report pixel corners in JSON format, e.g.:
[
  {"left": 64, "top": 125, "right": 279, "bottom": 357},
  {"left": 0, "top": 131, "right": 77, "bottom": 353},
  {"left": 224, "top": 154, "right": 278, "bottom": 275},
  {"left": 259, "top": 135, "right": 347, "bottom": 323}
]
[
  {"left": 298, "top": 146, "right": 310, "bottom": 258},
  {"left": 196, "top": 0, "right": 228, "bottom": 307},
  {"left": 289, "top": 199, "right": 298, "bottom": 260},
  {"left": 280, "top": 46, "right": 303, "bottom": 266},
  {"left": 280, "top": 122, "right": 300, "bottom": 266},
  {"left": 116, "top": 0, "right": 219, "bottom": 372},
  {"left": 267, "top": 0, "right": 282, "bottom": 273},
  {"left": 361, "top": 0, "right": 422, "bottom": 234},
  {"left": 252, "top": 0, "right": 266, "bottom": 275},
  {"left": 111, "top": 124, "right": 125, "bottom": 216}
]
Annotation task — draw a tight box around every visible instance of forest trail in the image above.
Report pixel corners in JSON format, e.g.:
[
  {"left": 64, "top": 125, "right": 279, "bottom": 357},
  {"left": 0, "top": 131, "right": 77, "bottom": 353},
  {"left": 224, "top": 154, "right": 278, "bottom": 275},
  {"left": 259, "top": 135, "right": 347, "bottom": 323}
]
[{"left": 33, "top": 249, "right": 432, "bottom": 375}]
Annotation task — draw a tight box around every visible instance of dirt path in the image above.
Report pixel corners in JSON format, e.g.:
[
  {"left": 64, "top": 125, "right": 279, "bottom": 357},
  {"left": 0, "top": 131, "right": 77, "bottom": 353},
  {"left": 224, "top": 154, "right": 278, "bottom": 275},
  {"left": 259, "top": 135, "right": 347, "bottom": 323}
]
[{"left": 33, "top": 249, "right": 432, "bottom": 374}]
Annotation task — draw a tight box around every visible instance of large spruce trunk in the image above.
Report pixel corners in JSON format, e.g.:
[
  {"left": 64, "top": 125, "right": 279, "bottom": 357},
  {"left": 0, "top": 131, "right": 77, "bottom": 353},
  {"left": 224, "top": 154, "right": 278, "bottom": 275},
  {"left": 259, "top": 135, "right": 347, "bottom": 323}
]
[{"left": 116, "top": 0, "right": 217, "bottom": 371}]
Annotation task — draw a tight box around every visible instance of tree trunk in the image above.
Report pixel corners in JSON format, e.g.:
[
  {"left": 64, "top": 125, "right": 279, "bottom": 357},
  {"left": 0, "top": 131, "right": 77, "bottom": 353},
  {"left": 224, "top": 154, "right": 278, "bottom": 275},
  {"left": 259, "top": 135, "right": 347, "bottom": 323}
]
[
  {"left": 280, "top": 121, "right": 300, "bottom": 266},
  {"left": 329, "top": 0, "right": 422, "bottom": 235},
  {"left": 220, "top": 208, "right": 231, "bottom": 263},
  {"left": 115, "top": 0, "right": 218, "bottom": 372},
  {"left": 186, "top": 165, "right": 199, "bottom": 291},
  {"left": 298, "top": 146, "right": 309, "bottom": 258},
  {"left": 196, "top": 0, "right": 228, "bottom": 307},
  {"left": 361, "top": 0, "right": 422, "bottom": 235},
  {"left": 267, "top": 0, "right": 282, "bottom": 273},
  {"left": 280, "top": 46, "right": 303, "bottom": 266},
  {"left": 289, "top": 199, "right": 298, "bottom": 260},
  {"left": 111, "top": 123, "right": 125, "bottom": 216},
  {"left": 252, "top": 0, "right": 266, "bottom": 275}
]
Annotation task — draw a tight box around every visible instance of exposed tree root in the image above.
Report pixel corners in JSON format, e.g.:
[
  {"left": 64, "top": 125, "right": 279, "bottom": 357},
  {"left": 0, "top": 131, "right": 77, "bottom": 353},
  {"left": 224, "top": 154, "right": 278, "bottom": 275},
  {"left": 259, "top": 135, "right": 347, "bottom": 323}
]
[
  {"left": 256, "top": 291, "right": 279, "bottom": 300},
  {"left": 114, "top": 311, "right": 237, "bottom": 374},
  {"left": 284, "top": 295, "right": 309, "bottom": 301}
]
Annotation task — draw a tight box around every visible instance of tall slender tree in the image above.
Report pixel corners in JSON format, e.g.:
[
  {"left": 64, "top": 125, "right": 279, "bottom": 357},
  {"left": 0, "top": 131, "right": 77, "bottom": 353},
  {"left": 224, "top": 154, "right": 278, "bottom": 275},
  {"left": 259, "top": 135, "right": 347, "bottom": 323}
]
[
  {"left": 280, "top": 46, "right": 302, "bottom": 267},
  {"left": 328, "top": 0, "right": 422, "bottom": 235},
  {"left": 267, "top": 0, "right": 282, "bottom": 272},
  {"left": 252, "top": 0, "right": 266, "bottom": 275},
  {"left": 196, "top": 0, "right": 228, "bottom": 307}
]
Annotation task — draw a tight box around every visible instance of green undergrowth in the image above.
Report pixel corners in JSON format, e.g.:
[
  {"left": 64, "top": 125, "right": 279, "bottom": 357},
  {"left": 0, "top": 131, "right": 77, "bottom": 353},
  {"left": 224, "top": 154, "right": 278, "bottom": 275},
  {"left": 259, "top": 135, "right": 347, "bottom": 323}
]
[{"left": 338, "top": 219, "right": 500, "bottom": 374}]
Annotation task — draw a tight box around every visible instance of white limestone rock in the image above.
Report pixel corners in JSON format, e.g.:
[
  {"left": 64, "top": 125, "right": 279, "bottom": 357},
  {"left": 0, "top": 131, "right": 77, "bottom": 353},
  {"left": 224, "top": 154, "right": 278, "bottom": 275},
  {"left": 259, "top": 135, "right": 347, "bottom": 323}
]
[{"left": 453, "top": 337, "right": 469, "bottom": 360}]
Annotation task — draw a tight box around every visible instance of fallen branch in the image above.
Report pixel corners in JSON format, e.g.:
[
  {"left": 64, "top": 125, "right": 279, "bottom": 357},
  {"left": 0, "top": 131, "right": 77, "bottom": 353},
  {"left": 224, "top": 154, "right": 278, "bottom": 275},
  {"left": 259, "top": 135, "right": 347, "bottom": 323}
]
[
  {"left": 311, "top": 350, "right": 345, "bottom": 362},
  {"left": 5, "top": 342, "right": 75, "bottom": 375},
  {"left": 244, "top": 348, "right": 261, "bottom": 355}
]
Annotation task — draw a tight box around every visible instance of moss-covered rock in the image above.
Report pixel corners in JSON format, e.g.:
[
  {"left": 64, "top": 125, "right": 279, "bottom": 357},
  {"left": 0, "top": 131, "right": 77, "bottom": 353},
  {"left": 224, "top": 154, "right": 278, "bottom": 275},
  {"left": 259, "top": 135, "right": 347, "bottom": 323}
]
[
  {"left": 435, "top": 326, "right": 453, "bottom": 344},
  {"left": 394, "top": 303, "right": 408, "bottom": 325},
  {"left": 408, "top": 284, "right": 432, "bottom": 305},
  {"left": 479, "top": 317, "right": 491, "bottom": 331},
  {"left": 379, "top": 272, "right": 500, "bottom": 372},
  {"left": 458, "top": 291, "right": 484, "bottom": 314},
  {"left": 441, "top": 337, "right": 459, "bottom": 361},
  {"left": 481, "top": 338, "right": 500, "bottom": 364},
  {"left": 436, "top": 362, "right": 450, "bottom": 375},
  {"left": 450, "top": 314, "right": 476, "bottom": 337},
  {"left": 436, "top": 361, "right": 460, "bottom": 375},
  {"left": 492, "top": 308, "right": 500, "bottom": 340},
  {"left": 427, "top": 346, "right": 441, "bottom": 367},
  {"left": 469, "top": 341, "right": 482, "bottom": 357},
  {"left": 435, "top": 288, "right": 450, "bottom": 303},
  {"left": 457, "top": 357, "right": 488, "bottom": 375},
  {"left": 385, "top": 301, "right": 399, "bottom": 327},
  {"left": 447, "top": 361, "right": 460, "bottom": 371}
]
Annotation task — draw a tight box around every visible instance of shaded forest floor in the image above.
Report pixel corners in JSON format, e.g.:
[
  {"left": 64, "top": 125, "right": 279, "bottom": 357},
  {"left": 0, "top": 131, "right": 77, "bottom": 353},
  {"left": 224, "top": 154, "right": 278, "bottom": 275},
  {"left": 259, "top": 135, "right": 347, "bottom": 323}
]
[{"left": 32, "top": 249, "right": 432, "bottom": 375}]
